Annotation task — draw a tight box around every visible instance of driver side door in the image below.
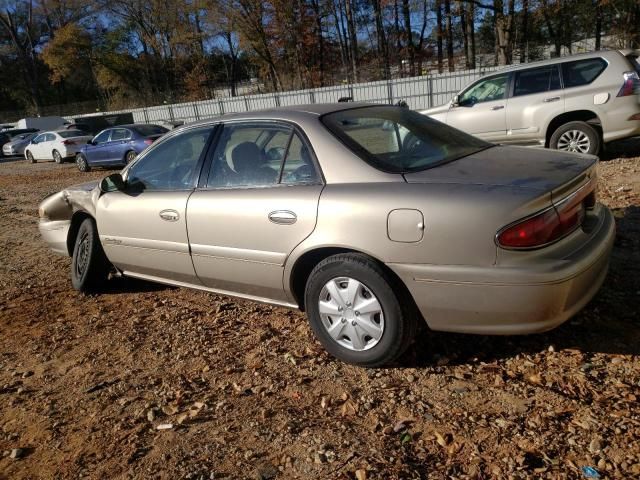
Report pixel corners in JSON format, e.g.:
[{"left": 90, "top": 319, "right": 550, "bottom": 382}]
[
  {"left": 96, "top": 125, "right": 216, "bottom": 284},
  {"left": 446, "top": 73, "right": 510, "bottom": 142},
  {"left": 85, "top": 130, "right": 112, "bottom": 165}
]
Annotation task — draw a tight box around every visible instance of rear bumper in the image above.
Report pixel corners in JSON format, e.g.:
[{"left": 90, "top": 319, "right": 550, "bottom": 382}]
[
  {"left": 389, "top": 206, "right": 615, "bottom": 335},
  {"left": 38, "top": 219, "right": 70, "bottom": 256}
]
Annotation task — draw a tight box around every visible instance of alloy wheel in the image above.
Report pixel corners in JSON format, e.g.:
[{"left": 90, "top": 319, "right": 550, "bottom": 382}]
[
  {"left": 75, "top": 230, "right": 90, "bottom": 278},
  {"left": 318, "top": 276, "right": 385, "bottom": 351},
  {"left": 557, "top": 130, "right": 591, "bottom": 153}
]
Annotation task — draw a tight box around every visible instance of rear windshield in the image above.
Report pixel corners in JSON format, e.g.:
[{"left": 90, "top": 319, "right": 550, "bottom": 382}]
[
  {"left": 58, "top": 130, "right": 85, "bottom": 138},
  {"left": 626, "top": 54, "right": 640, "bottom": 74},
  {"left": 132, "top": 124, "right": 168, "bottom": 136},
  {"left": 321, "top": 106, "right": 490, "bottom": 173}
]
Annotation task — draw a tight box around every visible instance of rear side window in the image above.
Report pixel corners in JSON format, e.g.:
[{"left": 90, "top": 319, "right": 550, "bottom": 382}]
[
  {"left": 514, "top": 66, "right": 561, "bottom": 96},
  {"left": 561, "top": 58, "right": 607, "bottom": 88}
]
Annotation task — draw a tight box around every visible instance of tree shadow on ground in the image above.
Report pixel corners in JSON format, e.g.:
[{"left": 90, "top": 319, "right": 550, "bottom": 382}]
[
  {"left": 601, "top": 137, "right": 640, "bottom": 160},
  {"left": 402, "top": 205, "right": 640, "bottom": 367}
]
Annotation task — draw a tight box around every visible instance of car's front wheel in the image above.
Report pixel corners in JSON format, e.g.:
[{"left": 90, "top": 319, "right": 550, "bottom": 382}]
[
  {"left": 304, "top": 253, "right": 416, "bottom": 367},
  {"left": 125, "top": 150, "right": 137, "bottom": 163},
  {"left": 76, "top": 154, "right": 90, "bottom": 172},
  {"left": 550, "top": 121, "right": 600, "bottom": 155},
  {"left": 26, "top": 151, "right": 35, "bottom": 163},
  {"left": 53, "top": 150, "right": 63, "bottom": 164},
  {"left": 71, "top": 218, "right": 110, "bottom": 293}
]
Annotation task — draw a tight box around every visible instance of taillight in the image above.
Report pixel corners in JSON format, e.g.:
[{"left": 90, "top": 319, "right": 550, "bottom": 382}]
[
  {"left": 617, "top": 71, "right": 640, "bottom": 97},
  {"left": 62, "top": 139, "right": 76, "bottom": 146},
  {"left": 144, "top": 138, "right": 154, "bottom": 145},
  {"left": 497, "top": 186, "right": 594, "bottom": 249}
]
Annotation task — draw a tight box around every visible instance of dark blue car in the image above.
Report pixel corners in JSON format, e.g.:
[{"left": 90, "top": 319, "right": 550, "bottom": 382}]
[{"left": 75, "top": 124, "right": 168, "bottom": 172}]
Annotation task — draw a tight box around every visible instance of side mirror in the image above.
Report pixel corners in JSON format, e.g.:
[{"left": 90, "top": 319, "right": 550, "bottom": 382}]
[
  {"left": 99, "top": 173, "right": 125, "bottom": 193},
  {"left": 451, "top": 95, "right": 459, "bottom": 107},
  {"left": 458, "top": 96, "right": 477, "bottom": 107}
]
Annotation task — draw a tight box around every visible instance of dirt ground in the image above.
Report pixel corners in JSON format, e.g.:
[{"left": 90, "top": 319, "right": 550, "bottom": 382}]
[{"left": 0, "top": 142, "right": 639, "bottom": 480}]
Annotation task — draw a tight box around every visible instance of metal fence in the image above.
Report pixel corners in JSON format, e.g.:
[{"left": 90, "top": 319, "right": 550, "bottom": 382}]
[{"left": 69, "top": 66, "right": 500, "bottom": 124}]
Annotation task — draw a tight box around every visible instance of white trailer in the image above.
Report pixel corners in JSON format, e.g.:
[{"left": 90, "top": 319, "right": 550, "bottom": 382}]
[{"left": 15, "top": 116, "right": 67, "bottom": 131}]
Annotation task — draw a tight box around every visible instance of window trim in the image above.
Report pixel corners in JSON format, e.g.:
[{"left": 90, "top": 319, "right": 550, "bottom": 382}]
[
  {"left": 110, "top": 128, "right": 132, "bottom": 142},
  {"left": 198, "top": 119, "right": 325, "bottom": 191},
  {"left": 93, "top": 129, "right": 112, "bottom": 145},
  {"left": 122, "top": 123, "right": 219, "bottom": 193}
]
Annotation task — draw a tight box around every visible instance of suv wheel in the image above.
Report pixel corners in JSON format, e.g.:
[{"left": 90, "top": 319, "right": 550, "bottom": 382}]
[
  {"left": 304, "top": 253, "right": 416, "bottom": 367},
  {"left": 550, "top": 121, "right": 600, "bottom": 155}
]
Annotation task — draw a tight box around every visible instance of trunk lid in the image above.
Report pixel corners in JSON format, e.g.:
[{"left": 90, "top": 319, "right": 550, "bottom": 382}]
[{"left": 403, "top": 145, "right": 597, "bottom": 198}]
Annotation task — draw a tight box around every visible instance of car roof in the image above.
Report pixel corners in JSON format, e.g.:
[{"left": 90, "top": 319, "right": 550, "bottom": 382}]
[
  {"left": 494, "top": 49, "right": 630, "bottom": 73},
  {"left": 183, "top": 102, "right": 382, "bottom": 128}
]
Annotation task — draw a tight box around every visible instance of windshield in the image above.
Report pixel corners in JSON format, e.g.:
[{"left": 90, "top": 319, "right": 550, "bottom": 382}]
[
  {"left": 132, "top": 124, "right": 168, "bottom": 136},
  {"left": 58, "top": 130, "right": 86, "bottom": 138},
  {"left": 321, "top": 106, "right": 491, "bottom": 173}
]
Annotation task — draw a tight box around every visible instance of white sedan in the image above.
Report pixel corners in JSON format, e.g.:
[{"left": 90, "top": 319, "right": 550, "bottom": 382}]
[{"left": 25, "top": 130, "right": 93, "bottom": 164}]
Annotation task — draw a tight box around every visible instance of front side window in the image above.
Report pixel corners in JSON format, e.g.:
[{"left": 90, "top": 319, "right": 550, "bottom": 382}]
[
  {"left": 322, "top": 106, "right": 490, "bottom": 173},
  {"left": 127, "top": 126, "right": 213, "bottom": 191},
  {"left": 93, "top": 130, "right": 111, "bottom": 144},
  {"left": 459, "top": 74, "right": 509, "bottom": 105},
  {"left": 514, "top": 66, "right": 561, "bottom": 96},
  {"left": 33, "top": 134, "right": 46, "bottom": 143},
  {"left": 561, "top": 58, "right": 607, "bottom": 88}
]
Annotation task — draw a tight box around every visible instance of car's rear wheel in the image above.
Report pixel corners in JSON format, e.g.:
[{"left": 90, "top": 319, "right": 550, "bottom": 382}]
[
  {"left": 304, "top": 253, "right": 416, "bottom": 367},
  {"left": 26, "top": 151, "right": 35, "bottom": 163},
  {"left": 71, "top": 218, "right": 110, "bottom": 293},
  {"left": 125, "top": 150, "right": 137, "bottom": 163},
  {"left": 550, "top": 121, "right": 600, "bottom": 155},
  {"left": 53, "top": 150, "right": 63, "bottom": 164},
  {"left": 76, "top": 154, "right": 90, "bottom": 172}
]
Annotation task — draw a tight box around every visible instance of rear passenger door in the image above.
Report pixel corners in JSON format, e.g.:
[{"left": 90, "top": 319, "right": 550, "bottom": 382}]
[
  {"left": 187, "top": 121, "right": 323, "bottom": 303},
  {"left": 505, "top": 65, "right": 564, "bottom": 145},
  {"left": 104, "top": 128, "right": 131, "bottom": 164}
]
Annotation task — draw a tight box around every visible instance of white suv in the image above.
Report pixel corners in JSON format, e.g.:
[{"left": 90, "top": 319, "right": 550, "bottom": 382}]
[{"left": 421, "top": 50, "right": 640, "bottom": 155}]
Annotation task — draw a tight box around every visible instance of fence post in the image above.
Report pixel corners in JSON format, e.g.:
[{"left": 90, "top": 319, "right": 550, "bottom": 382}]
[
  {"left": 143, "top": 107, "right": 149, "bottom": 124},
  {"left": 309, "top": 90, "right": 315, "bottom": 104},
  {"left": 218, "top": 99, "right": 225, "bottom": 115},
  {"left": 168, "top": 104, "right": 175, "bottom": 122},
  {"left": 274, "top": 93, "right": 281, "bottom": 107},
  {"left": 243, "top": 96, "right": 250, "bottom": 111},
  {"left": 387, "top": 80, "right": 393, "bottom": 104},
  {"left": 428, "top": 77, "right": 434, "bottom": 108},
  {"left": 193, "top": 102, "right": 200, "bottom": 121}
]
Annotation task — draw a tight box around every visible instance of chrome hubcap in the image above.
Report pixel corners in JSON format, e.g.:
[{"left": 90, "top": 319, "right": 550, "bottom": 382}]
[
  {"left": 557, "top": 130, "right": 590, "bottom": 153},
  {"left": 75, "top": 231, "right": 90, "bottom": 277},
  {"left": 318, "top": 277, "right": 384, "bottom": 351}
]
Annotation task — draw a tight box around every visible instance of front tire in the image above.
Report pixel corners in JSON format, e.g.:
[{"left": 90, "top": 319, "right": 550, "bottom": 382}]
[
  {"left": 26, "top": 151, "right": 36, "bottom": 163},
  {"left": 76, "top": 154, "right": 90, "bottom": 172},
  {"left": 125, "top": 150, "right": 137, "bottom": 164},
  {"left": 550, "top": 121, "right": 600, "bottom": 155},
  {"left": 71, "top": 218, "right": 110, "bottom": 293},
  {"left": 53, "top": 150, "right": 63, "bottom": 164},
  {"left": 304, "top": 253, "right": 416, "bottom": 367}
]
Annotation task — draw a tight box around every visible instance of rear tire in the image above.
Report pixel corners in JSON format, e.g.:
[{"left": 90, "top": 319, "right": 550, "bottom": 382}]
[
  {"left": 71, "top": 218, "right": 110, "bottom": 293},
  {"left": 26, "top": 151, "right": 35, "bottom": 163},
  {"left": 550, "top": 121, "right": 600, "bottom": 155},
  {"left": 76, "top": 154, "right": 90, "bottom": 172},
  {"left": 304, "top": 253, "right": 416, "bottom": 367},
  {"left": 125, "top": 150, "right": 137, "bottom": 164},
  {"left": 53, "top": 150, "right": 63, "bottom": 164}
]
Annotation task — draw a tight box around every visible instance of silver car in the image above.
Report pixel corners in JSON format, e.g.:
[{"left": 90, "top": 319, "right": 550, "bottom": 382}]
[
  {"left": 422, "top": 50, "right": 640, "bottom": 155},
  {"left": 38, "top": 104, "right": 615, "bottom": 366}
]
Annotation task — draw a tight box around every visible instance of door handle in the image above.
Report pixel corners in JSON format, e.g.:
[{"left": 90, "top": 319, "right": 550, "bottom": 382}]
[
  {"left": 491, "top": 105, "right": 505, "bottom": 111},
  {"left": 268, "top": 210, "right": 297, "bottom": 225},
  {"left": 544, "top": 96, "right": 561, "bottom": 103},
  {"left": 159, "top": 209, "right": 179, "bottom": 222}
]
